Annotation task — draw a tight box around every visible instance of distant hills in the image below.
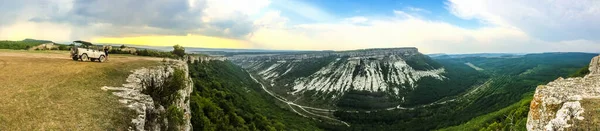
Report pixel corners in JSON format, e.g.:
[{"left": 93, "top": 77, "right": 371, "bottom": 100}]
[
  {"left": 428, "top": 53, "right": 526, "bottom": 59},
  {"left": 21, "top": 38, "right": 54, "bottom": 43}
]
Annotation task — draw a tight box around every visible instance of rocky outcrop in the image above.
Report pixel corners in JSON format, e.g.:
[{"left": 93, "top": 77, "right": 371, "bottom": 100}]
[
  {"left": 527, "top": 55, "right": 600, "bottom": 131},
  {"left": 186, "top": 55, "right": 226, "bottom": 63},
  {"left": 230, "top": 48, "right": 445, "bottom": 106},
  {"left": 101, "top": 60, "right": 193, "bottom": 131},
  {"left": 590, "top": 56, "right": 600, "bottom": 74}
]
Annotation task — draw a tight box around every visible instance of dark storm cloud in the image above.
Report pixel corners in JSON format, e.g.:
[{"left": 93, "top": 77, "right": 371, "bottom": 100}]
[
  {"left": 69, "top": 0, "right": 201, "bottom": 29},
  {"left": 27, "top": 0, "right": 257, "bottom": 38}
]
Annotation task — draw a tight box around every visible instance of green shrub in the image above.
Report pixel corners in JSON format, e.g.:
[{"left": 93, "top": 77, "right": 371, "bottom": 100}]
[
  {"left": 166, "top": 105, "right": 184, "bottom": 131},
  {"left": 137, "top": 49, "right": 176, "bottom": 58},
  {"left": 0, "top": 40, "right": 47, "bottom": 50},
  {"left": 172, "top": 44, "right": 185, "bottom": 58},
  {"left": 569, "top": 65, "right": 590, "bottom": 77},
  {"left": 142, "top": 68, "right": 186, "bottom": 107},
  {"left": 140, "top": 67, "right": 188, "bottom": 130}
]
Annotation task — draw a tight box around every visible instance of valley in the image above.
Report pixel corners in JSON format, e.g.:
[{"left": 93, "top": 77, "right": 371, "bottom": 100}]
[
  {"left": 229, "top": 48, "right": 450, "bottom": 110},
  {"left": 6, "top": 1, "right": 600, "bottom": 130},
  {"left": 1, "top": 45, "right": 597, "bottom": 130},
  {"left": 218, "top": 48, "right": 598, "bottom": 130}
]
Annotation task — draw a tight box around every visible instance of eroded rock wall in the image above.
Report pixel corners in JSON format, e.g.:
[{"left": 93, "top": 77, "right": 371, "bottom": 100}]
[
  {"left": 102, "top": 60, "right": 192, "bottom": 131},
  {"left": 527, "top": 55, "right": 600, "bottom": 131}
]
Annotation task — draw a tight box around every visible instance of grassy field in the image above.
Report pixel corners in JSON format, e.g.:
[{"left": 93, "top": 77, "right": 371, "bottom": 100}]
[{"left": 0, "top": 50, "right": 161, "bottom": 130}]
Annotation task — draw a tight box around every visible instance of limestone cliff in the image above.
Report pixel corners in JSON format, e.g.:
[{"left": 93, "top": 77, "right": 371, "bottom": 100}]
[
  {"left": 527, "top": 55, "right": 600, "bottom": 130},
  {"left": 102, "top": 60, "right": 193, "bottom": 131},
  {"left": 228, "top": 48, "right": 445, "bottom": 108}
]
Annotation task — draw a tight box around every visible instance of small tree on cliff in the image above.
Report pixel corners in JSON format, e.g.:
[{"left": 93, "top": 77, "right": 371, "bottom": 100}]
[{"left": 172, "top": 44, "right": 185, "bottom": 58}]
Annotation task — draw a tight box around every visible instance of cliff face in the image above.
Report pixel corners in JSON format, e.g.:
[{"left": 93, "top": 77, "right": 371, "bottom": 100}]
[
  {"left": 102, "top": 60, "right": 193, "bottom": 131},
  {"left": 527, "top": 55, "right": 600, "bottom": 130},
  {"left": 229, "top": 48, "right": 445, "bottom": 107}
]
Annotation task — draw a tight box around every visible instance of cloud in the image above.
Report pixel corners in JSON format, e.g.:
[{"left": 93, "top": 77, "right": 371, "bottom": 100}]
[
  {"left": 405, "top": 7, "right": 431, "bottom": 14},
  {"left": 270, "top": 0, "right": 336, "bottom": 22},
  {"left": 2, "top": 0, "right": 599, "bottom": 53},
  {"left": 447, "top": 0, "right": 600, "bottom": 41},
  {"left": 93, "top": 34, "right": 252, "bottom": 49},
  {"left": 1, "top": 0, "right": 272, "bottom": 41},
  {"left": 344, "top": 16, "right": 368, "bottom": 24},
  {"left": 248, "top": 9, "right": 600, "bottom": 53}
]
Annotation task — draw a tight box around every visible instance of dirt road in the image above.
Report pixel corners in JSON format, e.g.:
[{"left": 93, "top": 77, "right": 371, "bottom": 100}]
[{"left": 0, "top": 50, "right": 160, "bottom": 130}]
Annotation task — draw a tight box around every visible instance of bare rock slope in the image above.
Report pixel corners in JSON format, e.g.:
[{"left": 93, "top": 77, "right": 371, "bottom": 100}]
[
  {"left": 229, "top": 48, "right": 445, "bottom": 103},
  {"left": 527, "top": 55, "right": 600, "bottom": 130}
]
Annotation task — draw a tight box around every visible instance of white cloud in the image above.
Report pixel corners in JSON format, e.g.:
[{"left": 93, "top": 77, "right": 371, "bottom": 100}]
[
  {"left": 248, "top": 10, "right": 600, "bottom": 53},
  {"left": 405, "top": 7, "right": 431, "bottom": 14},
  {"left": 447, "top": 0, "right": 600, "bottom": 41},
  {"left": 2, "top": 0, "right": 599, "bottom": 53},
  {"left": 393, "top": 10, "right": 417, "bottom": 19},
  {"left": 344, "top": 16, "right": 368, "bottom": 24},
  {"left": 203, "top": 0, "right": 270, "bottom": 21},
  {"left": 270, "top": 0, "right": 335, "bottom": 22},
  {"left": 0, "top": 21, "right": 72, "bottom": 42},
  {"left": 253, "top": 11, "right": 289, "bottom": 28},
  {"left": 0, "top": 0, "right": 273, "bottom": 41}
]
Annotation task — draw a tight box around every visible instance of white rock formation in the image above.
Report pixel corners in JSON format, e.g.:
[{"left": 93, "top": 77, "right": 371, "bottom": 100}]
[
  {"left": 102, "top": 60, "right": 193, "bottom": 131},
  {"left": 231, "top": 48, "right": 445, "bottom": 99},
  {"left": 290, "top": 56, "right": 445, "bottom": 96},
  {"left": 527, "top": 55, "right": 600, "bottom": 131}
]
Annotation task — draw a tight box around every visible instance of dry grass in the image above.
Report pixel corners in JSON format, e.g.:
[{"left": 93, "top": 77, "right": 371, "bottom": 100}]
[
  {"left": 572, "top": 98, "right": 600, "bottom": 130},
  {"left": 0, "top": 50, "right": 161, "bottom": 130}
]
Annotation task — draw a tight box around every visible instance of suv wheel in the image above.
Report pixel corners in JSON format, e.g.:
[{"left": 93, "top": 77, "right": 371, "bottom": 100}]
[
  {"left": 98, "top": 55, "right": 105, "bottom": 62},
  {"left": 80, "top": 54, "right": 88, "bottom": 61}
]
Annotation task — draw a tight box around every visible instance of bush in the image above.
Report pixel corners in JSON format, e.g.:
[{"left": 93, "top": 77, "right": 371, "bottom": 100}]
[
  {"left": 0, "top": 40, "right": 47, "bottom": 50},
  {"left": 137, "top": 49, "right": 176, "bottom": 58},
  {"left": 58, "top": 45, "right": 71, "bottom": 50},
  {"left": 166, "top": 105, "right": 185, "bottom": 131},
  {"left": 172, "top": 44, "right": 185, "bottom": 58},
  {"left": 140, "top": 67, "right": 188, "bottom": 130},
  {"left": 142, "top": 67, "right": 186, "bottom": 106},
  {"left": 569, "top": 65, "right": 590, "bottom": 77}
]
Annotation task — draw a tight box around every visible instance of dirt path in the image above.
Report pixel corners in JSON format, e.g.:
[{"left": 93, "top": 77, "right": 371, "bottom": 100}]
[
  {"left": 0, "top": 50, "right": 160, "bottom": 130},
  {"left": 249, "top": 74, "right": 350, "bottom": 126}
]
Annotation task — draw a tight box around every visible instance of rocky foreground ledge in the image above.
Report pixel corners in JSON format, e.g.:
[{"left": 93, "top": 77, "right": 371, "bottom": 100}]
[
  {"left": 527, "top": 55, "right": 600, "bottom": 130},
  {"left": 101, "top": 60, "right": 193, "bottom": 131}
]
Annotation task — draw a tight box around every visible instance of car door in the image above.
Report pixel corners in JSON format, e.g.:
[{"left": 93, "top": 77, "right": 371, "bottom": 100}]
[{"left": 90, "top": 46, "right": 98, "bottom": 58}]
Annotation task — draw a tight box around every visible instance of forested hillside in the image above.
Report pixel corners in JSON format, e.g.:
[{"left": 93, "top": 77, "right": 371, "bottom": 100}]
[
  {"left": 187, "top": 60, "right": 321, "bottom": 130},
  {"left": 442, "top": 62, "right": 594, "bottom": 130},
  {"left": 328, "top": 53, "right": 597, "bottom": 130},
  {"left": 185, "top": 52, "right": 596, "bottom": 131},
  {"left": 0, "top": 39, "right": 53, "bottom": 50}
]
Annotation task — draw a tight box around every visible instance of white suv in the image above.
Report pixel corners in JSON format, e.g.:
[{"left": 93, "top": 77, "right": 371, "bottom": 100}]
[{"left": 70, "top": 40, "right": 106, "bottom": 62}]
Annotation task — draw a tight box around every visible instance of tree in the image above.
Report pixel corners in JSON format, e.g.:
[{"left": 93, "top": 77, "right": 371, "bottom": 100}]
[
  {"left": 173, "top": 44, "right": 185, "bottom": 58},
  {"left": 120, "top": 44, "right": 127, "bottom": 48}
]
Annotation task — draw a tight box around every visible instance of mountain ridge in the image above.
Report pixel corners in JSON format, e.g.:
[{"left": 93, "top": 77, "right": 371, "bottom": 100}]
[{"left": 228, "top": 47, "right": 447, "bottom": 110}]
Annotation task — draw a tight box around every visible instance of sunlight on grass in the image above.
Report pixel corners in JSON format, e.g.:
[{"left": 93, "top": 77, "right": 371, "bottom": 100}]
[{"left": 0, "top": 50, "right": 159, "bottom": 130}]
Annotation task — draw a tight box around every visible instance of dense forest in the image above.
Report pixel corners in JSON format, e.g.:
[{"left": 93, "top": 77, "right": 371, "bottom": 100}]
[
  {"left": 187, "top": 60, "right": 321, "bottom": 130},
  {"left": 326, "top": 53, "right": 597, "bottom": 130},
  {"left": 442, "top": 63, "right": 593, "bottom": 130}
]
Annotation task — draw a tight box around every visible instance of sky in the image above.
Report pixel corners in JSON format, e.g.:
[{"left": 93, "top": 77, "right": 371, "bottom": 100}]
[{"left": 1, "top": 0, "right": 600, "bottom": 54}]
